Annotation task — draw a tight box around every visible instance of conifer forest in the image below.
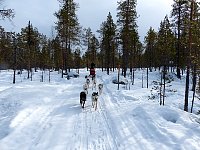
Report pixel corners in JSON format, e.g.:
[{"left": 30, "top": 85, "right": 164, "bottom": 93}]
[
  {"left": 1, "top": 1, "right": 200, "bottom": 149},
  {"left": 0, "top": 0, "right": 200, "bottom": 113}
]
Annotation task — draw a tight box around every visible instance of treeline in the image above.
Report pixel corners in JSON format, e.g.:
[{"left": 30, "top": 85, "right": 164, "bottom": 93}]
[{"left": 0, "top": 0, "right": 200, "bottom": 111}]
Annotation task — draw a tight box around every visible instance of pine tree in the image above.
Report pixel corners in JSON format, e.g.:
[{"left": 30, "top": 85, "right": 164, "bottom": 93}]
[
  {"left": 20, "top": 22, "right": 41, "bottom": 79},
  {"left": 55, "top": 0, "right": 81, "bottom": 73},
  {"left": 171, "top": 0, "right": 188, "bottom": 79},
  {"left": 98, "top": 12, "right": 117, "bottom": 75},
  {"left": 187, "top": 1, "right": 200, "bottom": 112},
  {"left": 89, "top": 35, "right": 99, "bottom": 66},
  {"left": 144, "top": 27, "right": 157, "bottom": 71},
  {"left": 15, "top": 33, "right": 25, "bottom": 71},
  {"left": 156, "top": 16, "right": 175, "bottom": 68},
  {"left": 51, "top": 36, "right": 62, "bottom": 71},
  {"left": 74, "top": 47, "right": 81, "bottom": 73},
  {"left": 157, "top": 16, "right": 176, "bottom": 105},
  {"left": 83, "top": 28, "right": 93, "bottom": 70},
  {"left": 184, "top": 0, "right": 196, "bottom": 112},
  {"left": 39, "top": 35, "right": 49, "bottom": 70},
  {"left": 0, "top": 27, "right": 9, "bottom": 66},
  {"left": 117, "top": 0, "right": 138, "bottom": 77}
]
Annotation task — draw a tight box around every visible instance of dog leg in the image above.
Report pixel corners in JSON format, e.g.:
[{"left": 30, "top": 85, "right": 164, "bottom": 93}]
[
  {"left": 82, "top": 101, "right": 85, "bottom": 108},
  {"left": 92, "top": 101, "right": 94, "bottom": 108},
  {"left": 95, "top": 101, "right": 97, "bottom": 111},
  {"left": 87, "top": 84, "right": 89, "bottom": 89}
]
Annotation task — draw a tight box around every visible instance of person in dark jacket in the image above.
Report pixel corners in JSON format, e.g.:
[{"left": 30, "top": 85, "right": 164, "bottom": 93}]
[{"left": 90, "top": 68, "right": 95, "bottom": 77}]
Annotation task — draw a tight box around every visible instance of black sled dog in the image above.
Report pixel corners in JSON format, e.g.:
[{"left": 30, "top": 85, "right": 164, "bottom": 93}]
[{"left": 80, "top": 91, "right": 86, "bottom": 108}]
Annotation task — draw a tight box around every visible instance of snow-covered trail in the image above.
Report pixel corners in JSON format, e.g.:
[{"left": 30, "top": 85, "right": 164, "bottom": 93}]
[
  {"left": 0, "top": 71, "right": 118, "bottom": 150},
  {"left": 0, "top": 69, "right": 200, "bottom": 150},
  {"left": 98, "top": 73, "right": 200, "bottom": 150},
  {"left": 98, "top": 74, "right": 156, "bottom": 149},
  {"left": 0, "top": 79, "right": 84, "bottom": 149}
]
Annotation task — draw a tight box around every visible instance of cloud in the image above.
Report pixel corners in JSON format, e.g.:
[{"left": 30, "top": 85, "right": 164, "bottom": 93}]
[
  {"left": 1, "top": 0, "right": 173, "bottom": 42},
  {"left": 76, "top": 0, "right": 117, "bottom": 33},
  {"left": 1, "top": 0, "right": 59, "bottom": 36},
  {"left": 137, "top": 0, "right": 173, "bottom": 41}
]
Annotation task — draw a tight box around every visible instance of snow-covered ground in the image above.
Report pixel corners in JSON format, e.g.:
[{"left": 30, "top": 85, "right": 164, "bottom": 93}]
[{"left": 0, "top": 68, "right": 200, "bottom": 150}]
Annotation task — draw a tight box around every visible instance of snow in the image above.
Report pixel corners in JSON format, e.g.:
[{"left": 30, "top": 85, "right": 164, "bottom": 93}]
[{"left": 0, "top": 68, "right": 200, "bottom": 150}]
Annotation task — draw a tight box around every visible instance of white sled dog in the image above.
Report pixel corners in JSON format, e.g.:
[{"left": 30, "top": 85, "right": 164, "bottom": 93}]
[
  {"left": 83, "top": 83, "right": 88, "bottom": 94},
  {"left": 92, "top": 76, "right": 96, "bottom": 90},
  {"left": 86, "top": 78, "right": 90, "bottom": 88},
  {"left": 91, "top": 92, "right": 98, "bottom": 111},
  {"left": 98, "top": 84, "right": 103, "bottom": 95}
]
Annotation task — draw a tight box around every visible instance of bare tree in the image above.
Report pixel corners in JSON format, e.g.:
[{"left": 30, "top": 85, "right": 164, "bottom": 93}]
[{"left": 0, "top": 0, "right": 14, "bottom": 20}]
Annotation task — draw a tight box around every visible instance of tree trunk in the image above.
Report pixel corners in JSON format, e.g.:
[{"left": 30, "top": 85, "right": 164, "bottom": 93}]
[
  {"left": 184, "top": 1, "right": 194, "bottom": 112},
  {"left": 49, "top": 69, "right": 51, "bottom": 83},
  {"left": 177, "top": 0, "right": 181, "bottom": 79},
  {"left": 191, "top": 66, "right": 196, "bottom": 113},
  {"left": 199, "top": 76, "right": 200, "bottom": 92},
  {"left": 184, "top": 67, "right": 190, "bottom": 112},
  {"left": 160, "top": 72, "right": 163, "bottom": 105},
  {"left": 147, "top": 67, "right": 149, "bottom": 88},
  {"left": 132, "top": 69, "right": 134, "bottom": 85},
  {"left": 163, "top": 66, "right": 166, "bottom": 106}
]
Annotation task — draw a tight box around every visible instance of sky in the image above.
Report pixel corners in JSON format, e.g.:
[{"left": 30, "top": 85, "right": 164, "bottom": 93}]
[{"left": 0, "top": 0, "right": 173, "bottom": 42}]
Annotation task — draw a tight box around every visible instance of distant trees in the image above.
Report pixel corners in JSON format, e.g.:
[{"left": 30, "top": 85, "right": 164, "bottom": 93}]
[
  {"left": 141, "top": 0, "right": 200, "bottom": 112},
  {"left": 144, "top": 16, "right": 175, "bottom": 71},
  {"left": 0, "top": 21, "right": 54, "bottom": 81},
  {"left": 0, "top": 0, "right": 200, "bottom": 110},
  {"left": 0, "top": 0, "right": 14, "bottom": 69},
  {"left": 0, "top": 0, "right": 84, "bottom": 78},
  {"left": 86, "top": 34, "right": 99, "bottom": 67},
  {"left": 82, "top": 28, "right": 99, "bottom": 69}
]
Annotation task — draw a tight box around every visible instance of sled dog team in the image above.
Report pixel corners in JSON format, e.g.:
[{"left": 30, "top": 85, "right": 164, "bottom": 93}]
[{"left": 80, "top": 75, "right": 103, "bottom": 110}]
